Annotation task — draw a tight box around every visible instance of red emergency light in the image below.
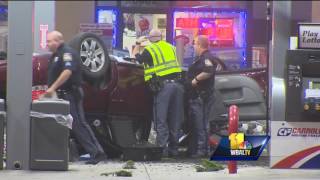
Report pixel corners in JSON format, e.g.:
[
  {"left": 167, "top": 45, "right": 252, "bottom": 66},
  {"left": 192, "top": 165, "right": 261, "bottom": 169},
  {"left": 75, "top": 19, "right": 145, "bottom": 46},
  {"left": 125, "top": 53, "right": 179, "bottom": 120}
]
[
  {"left": 176, "top": 18, "right": 234, "bottom": 39},
  {"left": 175, "top": 17, "right": 235, "bottom": 47},
  {"left": 200, "top": 19, "right": 234, "bottom": 39},
  {"left": 176, "top": 18, "right": 199, "bottom": 28},
  {"left": 215, "top": 19, "right": 234, "bottom": 40}
]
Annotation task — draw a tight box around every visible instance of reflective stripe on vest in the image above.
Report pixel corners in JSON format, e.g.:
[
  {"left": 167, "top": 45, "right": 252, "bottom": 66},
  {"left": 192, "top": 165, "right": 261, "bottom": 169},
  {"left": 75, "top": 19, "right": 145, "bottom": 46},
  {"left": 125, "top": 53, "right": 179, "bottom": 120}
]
[{"left": 144, "top": 41, "right": 181, "bottom": 81}]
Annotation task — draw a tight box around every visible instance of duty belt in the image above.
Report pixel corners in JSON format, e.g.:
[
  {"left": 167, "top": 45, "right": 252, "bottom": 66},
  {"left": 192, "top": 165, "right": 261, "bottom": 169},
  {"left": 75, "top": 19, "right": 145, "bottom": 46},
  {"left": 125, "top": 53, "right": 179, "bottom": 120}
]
[
  {"left": 163, "top": 79, "right": 178, "bottom": 83},
  {"left": 56, "top": 89, "right": 72, "bottom": 98},
  {"left": 158, "top": 73, "right": 182, "bottom": 82},
  {"left": 56, "top": 89, "right": 71, "bottom": 94}
]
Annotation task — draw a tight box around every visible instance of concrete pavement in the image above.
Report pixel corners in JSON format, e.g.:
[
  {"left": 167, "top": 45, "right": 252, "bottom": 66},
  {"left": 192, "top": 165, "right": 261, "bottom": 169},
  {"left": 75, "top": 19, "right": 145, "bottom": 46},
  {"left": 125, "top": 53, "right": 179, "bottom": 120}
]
[{"left": 0, "top": 159, "right": 320, "bottom": 180}]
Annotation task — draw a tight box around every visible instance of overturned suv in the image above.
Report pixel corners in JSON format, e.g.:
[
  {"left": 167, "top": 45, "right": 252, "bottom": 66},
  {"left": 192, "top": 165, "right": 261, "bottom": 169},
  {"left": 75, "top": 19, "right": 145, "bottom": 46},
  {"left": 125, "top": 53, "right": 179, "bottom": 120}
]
[{"left": 0, "top": 33, "right": 267, "bottom": 157}]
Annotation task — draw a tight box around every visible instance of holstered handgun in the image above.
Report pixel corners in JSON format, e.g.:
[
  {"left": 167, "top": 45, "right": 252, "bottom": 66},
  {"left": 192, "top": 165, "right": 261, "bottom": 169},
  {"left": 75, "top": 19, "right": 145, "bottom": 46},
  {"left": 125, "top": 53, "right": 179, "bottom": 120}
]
[
  {"left": 198, "top": 90, "right": 211, "bottom": 100},
  {"left": 147, "top": 74, "right": 163, "bottom": 94},
  {"left": 186, "top": 81, "right": 213, "bottom": 100}
]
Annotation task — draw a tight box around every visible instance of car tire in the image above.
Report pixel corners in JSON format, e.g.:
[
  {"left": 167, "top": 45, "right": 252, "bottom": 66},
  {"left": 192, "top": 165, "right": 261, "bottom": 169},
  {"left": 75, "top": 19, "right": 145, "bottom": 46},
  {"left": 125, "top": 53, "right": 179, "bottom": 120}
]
[{"left": 68, "top": 32, "right": 110, "bottom": 81}]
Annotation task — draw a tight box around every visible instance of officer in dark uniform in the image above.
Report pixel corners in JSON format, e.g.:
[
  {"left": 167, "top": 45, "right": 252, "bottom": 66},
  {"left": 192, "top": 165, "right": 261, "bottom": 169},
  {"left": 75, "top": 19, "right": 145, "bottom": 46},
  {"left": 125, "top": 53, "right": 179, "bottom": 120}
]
[
  {"left": 132, "top": 30, "right": 184, "bottom": 157},
  {"left": 187, "top": 35, "right": 217, "bottom": 158},
  {"left": 43, "top": 31, "right": 106, "bottom": 165}
]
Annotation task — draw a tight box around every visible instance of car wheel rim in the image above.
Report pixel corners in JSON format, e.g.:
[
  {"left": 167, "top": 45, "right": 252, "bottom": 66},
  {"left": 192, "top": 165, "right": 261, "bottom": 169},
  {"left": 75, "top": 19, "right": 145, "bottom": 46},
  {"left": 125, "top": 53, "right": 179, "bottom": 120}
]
[{"left": 80, "top": 38, "right": 105, "bottom": 73}]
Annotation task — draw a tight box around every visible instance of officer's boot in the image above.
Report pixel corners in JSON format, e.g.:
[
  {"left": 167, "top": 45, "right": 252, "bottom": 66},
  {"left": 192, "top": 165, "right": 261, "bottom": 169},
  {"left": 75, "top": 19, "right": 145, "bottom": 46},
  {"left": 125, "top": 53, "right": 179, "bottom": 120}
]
[{"left": 190, "top": 139, "right": 207, "bottom": 158}]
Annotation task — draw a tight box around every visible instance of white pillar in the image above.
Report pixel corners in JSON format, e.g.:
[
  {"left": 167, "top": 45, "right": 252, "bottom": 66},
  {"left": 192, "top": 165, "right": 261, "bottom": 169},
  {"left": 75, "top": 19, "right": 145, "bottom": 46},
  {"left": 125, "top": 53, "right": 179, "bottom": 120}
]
[{"left": 7, "top": 1, "right": 33, "bottom": 170}]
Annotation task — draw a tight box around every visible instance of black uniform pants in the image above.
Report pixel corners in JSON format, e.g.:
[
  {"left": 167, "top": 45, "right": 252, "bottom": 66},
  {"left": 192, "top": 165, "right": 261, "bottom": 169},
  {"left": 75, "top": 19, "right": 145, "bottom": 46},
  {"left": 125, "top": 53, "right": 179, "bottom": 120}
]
[
  {"left": 58, "top": 87, "right": 104, "bottom": 157},
  {"left": 188, "top": 92, "right": 214, "bottom": 155}
]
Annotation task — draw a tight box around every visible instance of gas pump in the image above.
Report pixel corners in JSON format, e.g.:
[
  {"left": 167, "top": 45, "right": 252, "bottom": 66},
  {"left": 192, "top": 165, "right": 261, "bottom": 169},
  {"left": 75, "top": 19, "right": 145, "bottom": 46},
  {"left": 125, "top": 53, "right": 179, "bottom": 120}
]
[
  {"left": 286, "top": 50, "right": 320, "bottom": 122},
  {"left": 270, "top": 49, "right": 320, "bottom": 169}
]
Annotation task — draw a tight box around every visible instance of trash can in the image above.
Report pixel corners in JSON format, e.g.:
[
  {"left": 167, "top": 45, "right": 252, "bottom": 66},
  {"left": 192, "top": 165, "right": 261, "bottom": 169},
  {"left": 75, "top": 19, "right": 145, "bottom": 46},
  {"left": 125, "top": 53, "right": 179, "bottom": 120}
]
[
  {"left": 0, "top": 99, "right": 4, "bottom": 170},
  {"left": 30, "top": 100, "right": 70, "bottom": 171}
]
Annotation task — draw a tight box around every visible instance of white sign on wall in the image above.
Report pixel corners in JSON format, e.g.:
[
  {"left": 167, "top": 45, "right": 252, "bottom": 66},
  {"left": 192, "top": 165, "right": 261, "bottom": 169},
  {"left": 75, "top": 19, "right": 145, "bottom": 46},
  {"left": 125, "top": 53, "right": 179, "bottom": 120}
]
[
  {"left": 298, "top": 23, "right": 320, "bottom": 49},
  {"left": 39, "top": 24, "right": 48, "bottom": 49}
]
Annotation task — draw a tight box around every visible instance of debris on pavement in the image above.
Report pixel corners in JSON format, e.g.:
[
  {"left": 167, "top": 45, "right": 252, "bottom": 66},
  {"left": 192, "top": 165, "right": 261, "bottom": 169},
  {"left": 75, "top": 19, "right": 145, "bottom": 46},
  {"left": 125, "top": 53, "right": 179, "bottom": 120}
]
[
  {"left": 123, "top": 160, "right": 136, "bottom": 169},
  {"left": 100, "top": 161, "right": 136, "bottom": 177},
  {"left": 195, "top": 159, "right": 224, "bottom": 172},
  {"left": 101, "top": 170, "right": 133, "bottom": 177}
]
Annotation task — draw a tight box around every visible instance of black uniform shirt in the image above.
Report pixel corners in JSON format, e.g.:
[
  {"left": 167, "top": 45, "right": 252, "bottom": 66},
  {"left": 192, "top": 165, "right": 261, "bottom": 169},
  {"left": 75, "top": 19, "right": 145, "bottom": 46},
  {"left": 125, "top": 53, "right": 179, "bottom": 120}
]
[
  {"left": 47, "top": 43, "right": 82, "bottom": 91},
  {"left": 135, "top": 48, "right": 153, "bottom": 67},
  {"left": 187, "top": 50, "right": 217, "bottom": 92}
]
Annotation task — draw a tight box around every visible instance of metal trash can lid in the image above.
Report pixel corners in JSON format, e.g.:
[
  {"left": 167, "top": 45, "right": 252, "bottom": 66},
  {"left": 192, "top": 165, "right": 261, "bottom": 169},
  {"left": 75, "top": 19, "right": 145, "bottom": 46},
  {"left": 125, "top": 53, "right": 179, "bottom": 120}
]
[
  {"left": 32, "top": 99, "right": 70, "bottom": 115},
  {"left": 32, "top": 99, "right": 69, "bottom": 105}
]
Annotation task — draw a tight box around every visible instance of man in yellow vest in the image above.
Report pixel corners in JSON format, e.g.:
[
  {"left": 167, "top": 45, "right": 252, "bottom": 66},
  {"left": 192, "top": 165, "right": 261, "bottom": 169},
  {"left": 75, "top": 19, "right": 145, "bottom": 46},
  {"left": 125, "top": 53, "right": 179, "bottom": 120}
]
[{"left": 133, "top": 29, "right": 184, "bottom": 157}]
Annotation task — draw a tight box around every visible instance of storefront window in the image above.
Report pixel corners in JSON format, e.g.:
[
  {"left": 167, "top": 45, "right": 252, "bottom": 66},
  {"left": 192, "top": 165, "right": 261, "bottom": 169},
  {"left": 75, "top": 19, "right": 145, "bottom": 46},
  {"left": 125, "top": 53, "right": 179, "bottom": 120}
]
[
  {"left": 122, "top": 13, "right": 167, "bottom": 56},
  {"left": 173, "top": 9, "right": 246, "bottom": 70},
  {"left": 252, "top": 45, "right": 267, "bottom": 68},
  {"left": 96, "top": 7, "right": 118, "bottom": 49}
]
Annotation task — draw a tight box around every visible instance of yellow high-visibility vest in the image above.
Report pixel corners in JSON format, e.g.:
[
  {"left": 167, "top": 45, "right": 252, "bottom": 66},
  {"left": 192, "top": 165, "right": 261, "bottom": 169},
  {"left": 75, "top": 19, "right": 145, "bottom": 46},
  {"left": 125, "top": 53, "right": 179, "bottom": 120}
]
[{"left": 143, "top": 41, "right": 182, "bottom": 81}]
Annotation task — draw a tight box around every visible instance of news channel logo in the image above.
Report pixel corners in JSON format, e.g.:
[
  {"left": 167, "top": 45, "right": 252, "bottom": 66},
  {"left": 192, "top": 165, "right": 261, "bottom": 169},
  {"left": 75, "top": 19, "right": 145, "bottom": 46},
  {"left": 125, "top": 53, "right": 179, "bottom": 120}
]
[
  {"left": 211, "top": 133, "right": 269, "bottom": 161},
  {"left": 277, "top": 128, "right": 292, "bottom": 136},
  {"left": 277, "top": 127, "right": 320, "bottom": 137}
]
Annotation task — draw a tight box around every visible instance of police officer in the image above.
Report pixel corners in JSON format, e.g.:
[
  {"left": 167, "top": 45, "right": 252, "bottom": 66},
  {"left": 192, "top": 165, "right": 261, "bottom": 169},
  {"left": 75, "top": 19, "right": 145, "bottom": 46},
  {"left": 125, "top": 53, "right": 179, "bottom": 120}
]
[
  {"left": 42, "top": 31, "right": 106, "bottom": 164},
  {"left": 132, "top": 29, "right": 184, "bottom": 157},
  {"left": 187, "top": 35, "right": 217, "bottom": 158}
]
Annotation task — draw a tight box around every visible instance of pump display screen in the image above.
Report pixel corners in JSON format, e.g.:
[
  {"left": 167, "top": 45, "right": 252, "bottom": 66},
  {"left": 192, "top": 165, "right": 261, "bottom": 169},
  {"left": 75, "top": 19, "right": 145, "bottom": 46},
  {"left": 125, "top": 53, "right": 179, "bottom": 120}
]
[
  {"left": 305, "top": 81, "right": 320, "bottom": 98},
  {"left": 312, "top": 82, "right": 320, "bottom": 89}
]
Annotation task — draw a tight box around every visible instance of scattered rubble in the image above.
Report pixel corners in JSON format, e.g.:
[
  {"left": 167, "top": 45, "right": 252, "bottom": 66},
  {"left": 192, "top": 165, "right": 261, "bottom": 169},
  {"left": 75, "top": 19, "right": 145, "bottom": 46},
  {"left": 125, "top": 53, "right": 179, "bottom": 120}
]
[
  {"left": 101, "top": 170, "right": 133, "bottom": 177},
  {"left": 195, "top": 159, "right": 224, "bottom": 172},
  {"left": 101, "top": 161, "right": 136, "bottom": 177},
  {"left": 123, "top": 160, "right": 136, "bottom": 169}
]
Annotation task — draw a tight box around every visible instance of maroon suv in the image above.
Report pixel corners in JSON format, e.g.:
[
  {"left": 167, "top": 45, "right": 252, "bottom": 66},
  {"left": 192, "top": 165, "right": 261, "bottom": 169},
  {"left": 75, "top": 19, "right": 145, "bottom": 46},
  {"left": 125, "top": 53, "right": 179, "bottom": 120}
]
[{"left": 0, "top": 33, "right": 267, "bottom": 157}]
